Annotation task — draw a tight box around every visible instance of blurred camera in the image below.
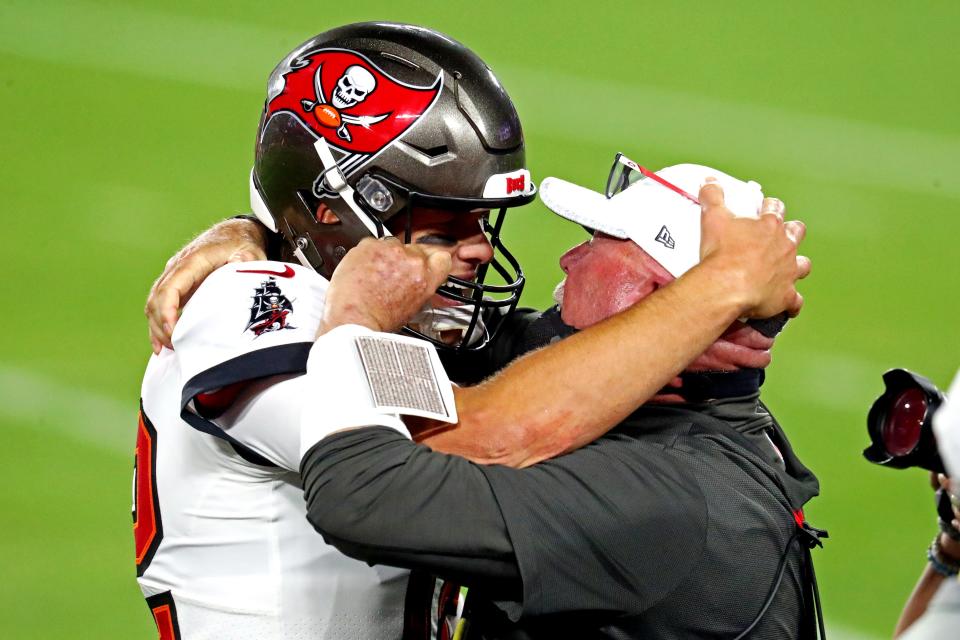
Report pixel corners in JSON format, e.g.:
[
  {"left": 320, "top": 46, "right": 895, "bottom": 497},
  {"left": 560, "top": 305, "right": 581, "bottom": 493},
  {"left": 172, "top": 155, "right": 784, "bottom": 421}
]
[{"left": 864, "top": 368, "right": 947, "bottom": 473}]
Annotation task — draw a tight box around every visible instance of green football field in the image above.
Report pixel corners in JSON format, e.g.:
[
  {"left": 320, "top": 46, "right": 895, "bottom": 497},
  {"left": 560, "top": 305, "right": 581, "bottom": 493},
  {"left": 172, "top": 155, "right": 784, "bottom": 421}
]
[{"left": 1, "top": 0, "right": 958, "bottom": 637}]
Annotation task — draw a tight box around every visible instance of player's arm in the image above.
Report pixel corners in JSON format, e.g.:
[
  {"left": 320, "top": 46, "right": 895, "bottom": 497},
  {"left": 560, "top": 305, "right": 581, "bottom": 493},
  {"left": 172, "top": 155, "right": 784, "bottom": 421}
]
[
  {"left": 172, "top": 261, "right": 330, "bottom": 472},
  {"left": 426, "top": 255, "right": 784, "bottom": 467},
  {"left": 296, "top": 324, "right": 524, "bottom": 599},
  {"left": 301, "top": 426, "right": 522, "bottom": 596}
]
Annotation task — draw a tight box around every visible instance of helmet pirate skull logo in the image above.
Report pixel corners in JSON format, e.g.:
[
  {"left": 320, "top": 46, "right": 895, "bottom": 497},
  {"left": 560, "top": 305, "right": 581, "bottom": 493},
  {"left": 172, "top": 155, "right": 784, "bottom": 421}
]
[
  {"left": 273, "top": 48, "right": 442, "bottom": 156},
  {"left": 298, "top": 62, "right": 389, "bottom": 143},
  {"left": 332, "top": 65, "right": 377, "bottom": 109}
]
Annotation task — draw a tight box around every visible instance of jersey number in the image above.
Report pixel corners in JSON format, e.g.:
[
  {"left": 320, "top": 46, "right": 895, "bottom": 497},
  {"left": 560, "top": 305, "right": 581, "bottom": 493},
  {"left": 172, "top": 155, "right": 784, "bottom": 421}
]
[{"left": 134, "top": 406, "right": 162, "bottom": 575}]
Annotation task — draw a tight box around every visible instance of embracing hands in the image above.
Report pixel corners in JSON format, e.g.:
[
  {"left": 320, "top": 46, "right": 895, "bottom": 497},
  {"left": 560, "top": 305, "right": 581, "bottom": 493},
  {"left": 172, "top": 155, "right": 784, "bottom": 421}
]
[{"left": 697, "top": 179, "right": 811, "bottom": 320}]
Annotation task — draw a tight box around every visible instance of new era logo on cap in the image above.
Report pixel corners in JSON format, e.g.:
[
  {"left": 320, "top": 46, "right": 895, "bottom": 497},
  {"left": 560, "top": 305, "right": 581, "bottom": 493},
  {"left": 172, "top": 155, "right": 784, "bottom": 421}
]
[{"left": 655, "top": 225, "right": 675, "bottom": 249}]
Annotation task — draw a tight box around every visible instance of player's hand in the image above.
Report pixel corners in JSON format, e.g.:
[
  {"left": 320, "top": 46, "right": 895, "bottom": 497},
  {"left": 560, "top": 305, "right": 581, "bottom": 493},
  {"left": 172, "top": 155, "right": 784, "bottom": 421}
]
[
  {"left": 146, "top": 218, "right": 268, "bottom": 353},
  {"left": 319, "top": 237, "right": 452, "bottom": 336},
  {"left": 698, "top": 179, "right": 810, "bottom": 319}
]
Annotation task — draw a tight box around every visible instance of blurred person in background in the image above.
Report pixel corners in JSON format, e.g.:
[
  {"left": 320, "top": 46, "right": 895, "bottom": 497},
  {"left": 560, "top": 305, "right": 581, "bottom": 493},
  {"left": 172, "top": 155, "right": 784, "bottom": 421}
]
[{"left": 896, "top": 370, "right": 960, "bottom": 639}]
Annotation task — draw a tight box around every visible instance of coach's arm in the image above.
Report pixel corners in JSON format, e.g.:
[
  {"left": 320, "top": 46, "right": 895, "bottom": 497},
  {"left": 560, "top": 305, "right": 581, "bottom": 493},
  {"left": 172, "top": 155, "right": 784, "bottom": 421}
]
[{"left": 301, "top": 425, "right": 522, "bottom": 600}]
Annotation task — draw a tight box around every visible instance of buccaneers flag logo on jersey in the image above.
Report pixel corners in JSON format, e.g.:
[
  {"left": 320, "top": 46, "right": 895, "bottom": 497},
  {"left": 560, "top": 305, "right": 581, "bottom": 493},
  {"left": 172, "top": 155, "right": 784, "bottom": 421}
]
[
  {"left": 265, "top": 48, "right": 443, "bottom": 180},
  {"left": 245, "top": 277, "right": 295, "bottom": 337}
]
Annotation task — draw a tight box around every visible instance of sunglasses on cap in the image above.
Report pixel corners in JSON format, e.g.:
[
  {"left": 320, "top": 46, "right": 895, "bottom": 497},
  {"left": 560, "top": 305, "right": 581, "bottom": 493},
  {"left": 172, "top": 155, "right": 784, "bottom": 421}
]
[{"left": 604, "top": 152, "right": 701, "bottom": 205}]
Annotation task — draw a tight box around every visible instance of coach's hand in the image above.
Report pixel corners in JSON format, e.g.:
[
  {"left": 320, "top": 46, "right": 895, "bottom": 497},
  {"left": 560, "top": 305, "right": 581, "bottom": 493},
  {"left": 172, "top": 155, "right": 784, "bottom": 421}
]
[
  {"left": 319, "top": 237, "right": 452, "bottom": 336},
  {"left": 146, "top": 218, "right": 268, "bottom": 353},
  {"left": 698, "top": 179, "right": 810, "bottom": 320}
]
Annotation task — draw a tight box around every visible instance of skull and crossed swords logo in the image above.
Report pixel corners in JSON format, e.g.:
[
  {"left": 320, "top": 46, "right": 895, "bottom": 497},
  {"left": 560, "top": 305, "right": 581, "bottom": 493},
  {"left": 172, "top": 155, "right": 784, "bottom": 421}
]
[{"left": 300, "top": 64, "right": 390, "bottom": 142}]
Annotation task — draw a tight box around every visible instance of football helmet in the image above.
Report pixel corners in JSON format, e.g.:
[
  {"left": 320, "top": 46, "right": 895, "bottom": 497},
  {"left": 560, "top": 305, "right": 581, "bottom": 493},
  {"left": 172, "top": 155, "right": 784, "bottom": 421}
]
[{"left": 250, "top": 22, "right": 535, "bottom": 350}]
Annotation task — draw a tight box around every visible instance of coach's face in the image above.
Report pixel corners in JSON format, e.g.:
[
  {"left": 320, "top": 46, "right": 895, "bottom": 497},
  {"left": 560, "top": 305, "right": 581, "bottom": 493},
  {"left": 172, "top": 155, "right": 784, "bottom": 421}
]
[
  {"left": 560, "top": 232, "right": 776, "bottom": 372},
  {"left": 558, "top": 233, "right": 673, "bottom": 329}
]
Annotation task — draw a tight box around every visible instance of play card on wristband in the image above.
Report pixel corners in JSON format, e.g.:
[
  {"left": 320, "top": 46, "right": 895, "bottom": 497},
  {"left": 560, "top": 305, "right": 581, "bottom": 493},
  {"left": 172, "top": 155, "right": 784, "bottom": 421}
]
[{"left": 300, "top": 325, "right": 457, "bottom": 457}]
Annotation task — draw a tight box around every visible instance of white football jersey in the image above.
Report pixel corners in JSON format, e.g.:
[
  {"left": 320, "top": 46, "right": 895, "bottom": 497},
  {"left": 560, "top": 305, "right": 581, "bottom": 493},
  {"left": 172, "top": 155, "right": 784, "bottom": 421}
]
[{"left": 134, "top": 261, "right": 407, "bottom": 639}]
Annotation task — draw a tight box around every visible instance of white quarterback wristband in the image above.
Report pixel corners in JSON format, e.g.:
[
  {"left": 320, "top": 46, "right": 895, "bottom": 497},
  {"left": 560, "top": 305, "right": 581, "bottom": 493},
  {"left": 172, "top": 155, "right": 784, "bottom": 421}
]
[{"left": 299, "top": 324, "right": 457, "bottom": 458}]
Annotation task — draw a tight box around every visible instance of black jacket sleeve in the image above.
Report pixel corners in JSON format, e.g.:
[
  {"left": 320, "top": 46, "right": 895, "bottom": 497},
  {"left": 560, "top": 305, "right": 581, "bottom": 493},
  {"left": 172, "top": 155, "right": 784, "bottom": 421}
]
[
  {"left": 301, "top": 421, "right": 709, "bottom": 625},
  {"left": 300, "top": 426, "right": 523, "bottom": 602}
]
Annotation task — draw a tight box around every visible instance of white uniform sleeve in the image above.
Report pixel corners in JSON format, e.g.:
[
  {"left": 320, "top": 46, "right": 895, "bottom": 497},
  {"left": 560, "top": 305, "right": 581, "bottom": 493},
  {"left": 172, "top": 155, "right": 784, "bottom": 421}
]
[
  {"left": 933, "top": 367, "right": 960, "bottom": 478},
  {"left": 172, "top": 261, "right": 329, "bottom": 468},
  {"left": 174, "top": 260, "right": 328, "bottom": 384},
  {"left": 209, "top": 374, "right": 309, "bottom": 471}
]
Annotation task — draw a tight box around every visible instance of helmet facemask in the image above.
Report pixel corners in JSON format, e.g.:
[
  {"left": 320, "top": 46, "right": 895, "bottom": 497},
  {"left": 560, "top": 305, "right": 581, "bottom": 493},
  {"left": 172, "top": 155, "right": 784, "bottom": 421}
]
[
  {"left": 344, "top": 167, "right": 530, "bottom": 352},
  {"left": 390, "top": 198, "right": 527, "bottom": 353}
]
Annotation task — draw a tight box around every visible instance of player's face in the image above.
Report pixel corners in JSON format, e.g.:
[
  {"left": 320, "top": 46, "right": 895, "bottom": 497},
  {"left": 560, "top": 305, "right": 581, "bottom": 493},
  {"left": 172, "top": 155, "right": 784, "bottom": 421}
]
[
  {"left": 388, "top": 207, "right": 494, "bottom": 308},
  {"left": 558, "top": 233, "right": 674, "bottom": 329}
]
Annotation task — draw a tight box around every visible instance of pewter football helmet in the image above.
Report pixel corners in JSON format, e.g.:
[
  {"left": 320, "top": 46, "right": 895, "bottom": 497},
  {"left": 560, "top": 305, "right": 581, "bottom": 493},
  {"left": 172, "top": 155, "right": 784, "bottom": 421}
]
[{"left": 251, "top": 22, "right": 535, "bottom": 350}]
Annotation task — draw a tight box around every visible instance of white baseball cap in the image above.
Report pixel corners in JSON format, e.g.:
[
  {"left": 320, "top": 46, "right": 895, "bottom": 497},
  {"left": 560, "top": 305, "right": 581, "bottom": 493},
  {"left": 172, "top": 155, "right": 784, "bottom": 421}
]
[{"left": 540, "top": 161, "right": 764, "bottom": 278}]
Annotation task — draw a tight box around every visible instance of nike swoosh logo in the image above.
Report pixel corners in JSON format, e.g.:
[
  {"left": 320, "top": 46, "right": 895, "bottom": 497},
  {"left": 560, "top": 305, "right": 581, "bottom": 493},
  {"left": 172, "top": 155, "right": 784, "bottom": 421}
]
[{"left": 236, "top": 265, "right": 296, "bottom": 278}]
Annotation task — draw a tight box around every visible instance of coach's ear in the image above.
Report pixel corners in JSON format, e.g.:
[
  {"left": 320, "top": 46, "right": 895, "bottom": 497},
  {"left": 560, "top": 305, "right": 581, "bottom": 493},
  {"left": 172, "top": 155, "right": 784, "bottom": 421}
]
[{"left": 316, "top": 203, "right": 340, "bottom": 225}]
